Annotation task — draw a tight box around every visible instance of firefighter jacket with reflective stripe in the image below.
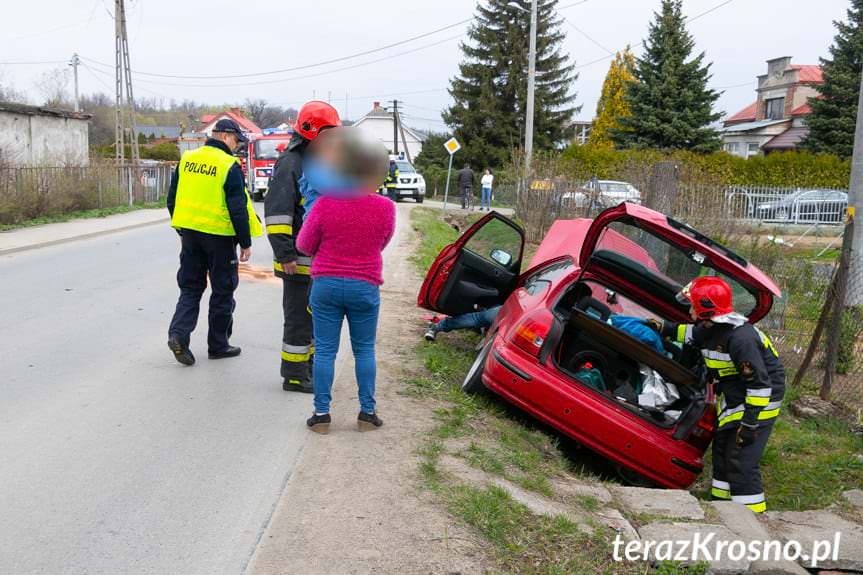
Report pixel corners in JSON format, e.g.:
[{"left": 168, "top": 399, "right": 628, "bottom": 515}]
[
  {"left": 170, "top": 141, "right": 262, "bottom": 244},
  {"left": 664, "top": 321, "right": 785, "bottom": 430},
  {"left": 385, "top": 165, "right": 399, "bottom": 189},
  {"left": 265, "top": 134, "right": 311, "bottom": 277}
]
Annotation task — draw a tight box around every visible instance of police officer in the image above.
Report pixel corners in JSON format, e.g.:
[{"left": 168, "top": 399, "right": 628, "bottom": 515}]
[
  {"left": 265, "top": 101, "right": 341, "bottom": 393},
  {"left": 384, "top": 159, "right": 399, "bottom": 200},
  {"left": 167, "top": 119, "right": 263, "bottom": 365},
  {"left": 655, "top": 276, "right": 784, "bottom": 513}
]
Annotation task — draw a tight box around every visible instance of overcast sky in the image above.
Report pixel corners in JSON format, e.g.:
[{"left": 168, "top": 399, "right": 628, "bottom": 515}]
[{"left": 0, "top": 0, "right": 851, "bottom": 134}]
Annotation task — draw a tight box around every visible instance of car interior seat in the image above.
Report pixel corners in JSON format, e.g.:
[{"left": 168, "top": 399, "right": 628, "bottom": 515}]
[{"left": 574, "top": 295, "right": 612, "bottom": 323}]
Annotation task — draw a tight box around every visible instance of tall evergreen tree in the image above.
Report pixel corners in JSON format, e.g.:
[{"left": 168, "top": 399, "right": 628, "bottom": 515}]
[
  {"left": 613, "top": 0, "right": 721, "bottom": 152},
  {"left": 443, "top": 0, "right": 579, "bottom": 169},
  {"left": 589, "top": 47, "right": 636, "bottom": 148},
  {"left": 802, "top": 0, "right": 863, "bottom": 158}
]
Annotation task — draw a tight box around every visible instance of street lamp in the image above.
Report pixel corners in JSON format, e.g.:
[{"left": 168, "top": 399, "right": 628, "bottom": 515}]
[{"left": 506, "top": 0, "right": 538, "bottom": 200}]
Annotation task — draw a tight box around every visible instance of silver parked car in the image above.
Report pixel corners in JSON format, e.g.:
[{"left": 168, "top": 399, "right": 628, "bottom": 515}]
[
  {"left": 561, "top": 180, "right": 642, "bottom": 209},
  {"left": 753, "top": 189, "right": 848, "bottom": 224}
]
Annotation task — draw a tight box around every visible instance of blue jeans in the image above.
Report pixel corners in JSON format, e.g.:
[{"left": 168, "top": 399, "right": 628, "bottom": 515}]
[
  {"left": 434, "top": 306, "right": 501, "bottom": 333},
  {"left": 309, "top": 277, "right": 381, "bottom": 414},
  {"left": 481, "top": 186, "right": 492, "bottom": 209}
]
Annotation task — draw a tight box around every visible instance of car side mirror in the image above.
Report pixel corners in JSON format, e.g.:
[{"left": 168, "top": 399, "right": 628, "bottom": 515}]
[{"left": 490, "top": 249, "right": 513, "bottom": 267}]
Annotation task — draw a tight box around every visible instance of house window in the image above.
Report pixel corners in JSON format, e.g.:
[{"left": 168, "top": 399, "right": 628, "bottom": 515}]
[
  {"left": 765, "top": 97, "right": 785, "bottom": 120},
  {"left": 724, "top": 142, "right": 739, "bottom": 153},
  {"left": 747, "top": 143, "right": 760, "bottom": 157}
]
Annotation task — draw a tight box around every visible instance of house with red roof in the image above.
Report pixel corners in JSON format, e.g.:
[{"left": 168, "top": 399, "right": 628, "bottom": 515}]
[
  {"left": 196, "top": 108, "right": 261, "bottom": 137},
  {"left": 720, "top": 57, "right": 823, "bottom": 158}
]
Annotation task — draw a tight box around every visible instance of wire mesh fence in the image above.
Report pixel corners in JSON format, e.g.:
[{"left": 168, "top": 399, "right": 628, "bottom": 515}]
[
  {"left": 0, "top": 162, "right": 174, "bottom": 226},
  {"left": 514, "top": 161, "right": 860, "bottom": 410}
]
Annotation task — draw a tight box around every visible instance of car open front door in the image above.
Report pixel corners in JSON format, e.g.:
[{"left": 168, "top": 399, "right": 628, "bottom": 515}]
[{"left": 418, "top": 212, "right": 525, "bottom": 316}]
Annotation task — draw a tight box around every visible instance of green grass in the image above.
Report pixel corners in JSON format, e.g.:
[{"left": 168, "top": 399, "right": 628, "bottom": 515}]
[
  {"left": 0, "top": 198, "right": 166, "bottom": 232},
  {"left": 409, "top": 207, "right": 463, "bottom": 273}
]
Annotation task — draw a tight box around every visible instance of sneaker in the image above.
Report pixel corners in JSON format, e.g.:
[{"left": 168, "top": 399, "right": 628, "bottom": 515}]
[
  {"left": 357, "top": 411, "right": 383, "bottom": 431},
  {"left": 306, "top": 413, "right": 331, "bottom": 434},
  {"left": 424, "top": 323, "right": 437, "bottom": 342},
  {"left": 168, "top": 335, "right": 195, "bottom": 366},
  {"left": 283, "top": 379, "right": 314, "bottom": 393}
]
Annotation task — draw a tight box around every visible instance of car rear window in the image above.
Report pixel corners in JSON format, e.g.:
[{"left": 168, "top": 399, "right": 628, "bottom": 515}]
[{"left": 595, "top": 221, "right": 758, "bottom": 315}]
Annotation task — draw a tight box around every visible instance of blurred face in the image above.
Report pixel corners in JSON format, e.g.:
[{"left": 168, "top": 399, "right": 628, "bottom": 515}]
[
  {"left": 214, "top": 131, "right": 241, "bottom": 152},
  {"left": 307, "top": 127, "right": 387, "bottom": 191}
]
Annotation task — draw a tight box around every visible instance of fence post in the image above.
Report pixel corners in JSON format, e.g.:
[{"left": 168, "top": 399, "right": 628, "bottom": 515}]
[{"left": 821, "top": 217, "right": 854, "bottom": 400}]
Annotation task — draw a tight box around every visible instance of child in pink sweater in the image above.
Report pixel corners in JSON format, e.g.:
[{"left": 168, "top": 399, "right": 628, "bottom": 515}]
[{"left": 295, "top": 128, "right": 396, "bottom": 433}]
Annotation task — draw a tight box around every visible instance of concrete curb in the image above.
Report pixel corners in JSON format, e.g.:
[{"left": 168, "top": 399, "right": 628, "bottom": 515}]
[{"left": 0, "top": 216, "right": 169, "bottom": 256}]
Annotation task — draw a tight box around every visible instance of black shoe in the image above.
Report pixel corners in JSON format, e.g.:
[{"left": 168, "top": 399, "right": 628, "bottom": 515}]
[
  {"left": 208, "top": 345, "right": 241, "bottom": 359},
  {"left": 168, "top": 335, "right": 195, "bottom": 366},
  {"left": 283, "top": 378, "right": 314, "bottom": 393},
  {"left": 357, "top": 411, "right": 383, "bottom": 431},
  {"left": 307, "top": 413, "right": 331, "bottom": 434}
]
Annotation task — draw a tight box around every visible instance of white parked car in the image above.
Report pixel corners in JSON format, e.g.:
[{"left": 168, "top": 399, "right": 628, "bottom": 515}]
[
  {"left": 393, "top": 160, "right": 426, "bottom": 203},
  {"left": 561, "top": 180, "right": 641, "bottom": 209}
]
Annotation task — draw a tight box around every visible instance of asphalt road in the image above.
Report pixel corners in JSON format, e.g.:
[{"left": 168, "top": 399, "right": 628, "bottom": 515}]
[{"left": 0, "top": 210, "right": 360, "bottom": 574}]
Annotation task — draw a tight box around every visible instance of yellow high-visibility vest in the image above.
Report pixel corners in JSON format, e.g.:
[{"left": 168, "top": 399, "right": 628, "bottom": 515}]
[{"left": 171, "top": 145, "right": 263, "bottom": 237}]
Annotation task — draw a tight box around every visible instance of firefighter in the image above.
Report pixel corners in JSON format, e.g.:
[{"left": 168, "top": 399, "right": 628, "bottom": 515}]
[
  {"left": 167, "top": 119, "right": 263, "bottom": 365},
  {"left": 265, "top": 101, "right": 341, "bottom": 393},
  {"left": 654, "top": 276, "right": 784, "bottom": 513},
  {"left": 384, "top": 159, "right": 399, "bottom": 200}
]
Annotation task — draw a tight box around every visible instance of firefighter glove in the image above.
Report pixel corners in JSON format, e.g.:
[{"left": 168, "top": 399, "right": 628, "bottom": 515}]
[
  {"left": 645, "top": 318, "right": 663, "bottom": 333},
  {"left": 736, "top": 422, "right": 758, "bottom": 448}
]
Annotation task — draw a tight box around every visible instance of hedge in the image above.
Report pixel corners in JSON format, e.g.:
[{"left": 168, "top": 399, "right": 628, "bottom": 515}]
[{"left": 559, "top": 145, "right": 851, "bottom": 189}]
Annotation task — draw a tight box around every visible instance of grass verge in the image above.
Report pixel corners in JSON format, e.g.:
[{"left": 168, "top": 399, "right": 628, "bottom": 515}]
[{"left": 0, "top": 198, "right": 166, "bottom": 232}]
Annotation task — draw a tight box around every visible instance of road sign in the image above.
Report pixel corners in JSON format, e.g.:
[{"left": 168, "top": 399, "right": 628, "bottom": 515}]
[{"left": 444, "top": 137, "right": 461, "bottom": 155}]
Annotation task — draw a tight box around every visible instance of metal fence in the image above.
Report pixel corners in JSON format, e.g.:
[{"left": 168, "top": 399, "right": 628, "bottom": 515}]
[
  {"left": 0, "top": 163, "right": 174, "bottom": 226},
  {"left": 514, "top": 165, "right": 861, "bottom": 410}
]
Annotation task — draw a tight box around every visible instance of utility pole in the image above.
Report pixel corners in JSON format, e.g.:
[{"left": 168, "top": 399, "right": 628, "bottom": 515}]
[
  {"left": 113, "top": 0, "right": 140, "bottom": 167},
  {"left": 345, "top": 92, "right": 349, "bottom": 121},
  {"left": 69, "top": 53, "right": 80, "bottom": 112},
  {"left": 845, "top": 65, "right": 863, "bottom": 306},
  {"left": 398, "top": 106, "right": 412, "bottom": 163},
  {"left": 391, "top": 99, "right": 400, "bottom": 156},
  {"left": 524, "top": 0, "right": 538, "bottom": 183}
]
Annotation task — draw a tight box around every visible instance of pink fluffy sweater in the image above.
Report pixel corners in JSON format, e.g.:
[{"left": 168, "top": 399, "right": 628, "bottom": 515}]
[{"left": 296, "top": 193, "right": 396, "bottom": 285}]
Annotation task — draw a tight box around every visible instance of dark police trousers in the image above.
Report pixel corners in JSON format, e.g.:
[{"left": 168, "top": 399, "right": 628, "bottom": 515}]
[{"left": 169, "top": 230, "right": 239, "bottom": 353}]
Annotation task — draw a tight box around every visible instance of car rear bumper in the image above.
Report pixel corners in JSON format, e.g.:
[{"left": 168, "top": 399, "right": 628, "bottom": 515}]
[{"left": 481, "top": 337, "right": 704, "bottom": 488}]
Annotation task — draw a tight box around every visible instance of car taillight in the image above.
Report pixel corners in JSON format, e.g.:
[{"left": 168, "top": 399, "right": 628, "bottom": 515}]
[
  {"left": 509, "top": 310, "right": 553, "bottom": 357},
  {"left": 685, "top": 406, "right": 716, "bottom": 451}
]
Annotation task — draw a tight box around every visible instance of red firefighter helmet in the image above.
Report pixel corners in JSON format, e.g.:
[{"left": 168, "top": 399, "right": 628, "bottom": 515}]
[
  {"left": 677, "top": 276, "right": 734, "bottom": 320},
  {"left": 295, "top": 100, "right": 341, "bottom": 141}
]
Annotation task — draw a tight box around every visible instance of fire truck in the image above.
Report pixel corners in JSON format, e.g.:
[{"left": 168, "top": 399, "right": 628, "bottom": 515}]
[{"left": 241, "top": 129, "right": 293, "bottom": 201}]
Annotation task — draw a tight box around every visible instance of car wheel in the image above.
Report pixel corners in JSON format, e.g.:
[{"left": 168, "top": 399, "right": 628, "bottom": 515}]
[
  {"left": 416, "top": 196, "right": 424, "bottom": 203},
  {"left": 615, "top": 463, "right": 656, "bottom": 488},
  {"left": 463, "top": 337, "right": 493, "bottom": 394},
  {"left": 252, "top": 191, "right": 264, "bottom": 202}
]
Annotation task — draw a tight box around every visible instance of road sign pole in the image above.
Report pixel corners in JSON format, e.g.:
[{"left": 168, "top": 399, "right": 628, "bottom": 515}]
[{"left": 443, "top": 153, "right": 454, "bottom": 212}]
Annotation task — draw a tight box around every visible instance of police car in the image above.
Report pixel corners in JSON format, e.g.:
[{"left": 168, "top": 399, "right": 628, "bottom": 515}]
[{"left": 391, "top": 159, "right": 426, "bottom": 203}]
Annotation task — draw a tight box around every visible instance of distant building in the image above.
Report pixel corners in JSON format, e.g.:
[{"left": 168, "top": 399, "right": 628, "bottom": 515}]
[
  {"left": 197, "top": 108, "right": 261, "bottom": 137},
  {"left": 720, "top": 57, "right": 823, "bottom": 158},
  {"left": 352, "top": 101, "right": 425, "bottom": 160},
  {"left": 570, "top": 120, "right": 592, "bottom": 145},
  {"left": 0, "top": 102, "right": 92, "bottom": 166},
  {"left": 137, "top": 125, "right": 181, "bottom": 141}
]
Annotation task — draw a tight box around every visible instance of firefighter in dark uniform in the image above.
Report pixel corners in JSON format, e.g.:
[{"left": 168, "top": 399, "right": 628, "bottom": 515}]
[
  {"left": 655, "top": 276, "right": 784, "bottom": 513},
  {"left": 265, "top": 100, "right": 341, "bottom": 393},
  {"left": 167, "top": 119, "right": 263, "bottom": 365},
  {"left": 384, "top": 159, "right": 399, "bottom": 200}
]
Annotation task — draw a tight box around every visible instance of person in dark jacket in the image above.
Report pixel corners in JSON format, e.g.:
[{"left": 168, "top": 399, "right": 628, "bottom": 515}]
[
  {"left": 654, "top": 276, "right": 784, "bottom": 513},
  {"left": 265, "top": 101, "right": 341, "bottom": 393},
  {"left": 456, "top": 163, "right": 474, "bottom": 209},
  {"left": 166, "top": 119, "right": 262, "bottom": 365}
]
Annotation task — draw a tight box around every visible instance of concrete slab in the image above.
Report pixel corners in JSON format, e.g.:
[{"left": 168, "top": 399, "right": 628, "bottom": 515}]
[
  {"left": 553, "top": 477, "right": 614, "bottom": 504},
  {"left": 611, "top": 486, "right": 705, "bottom": 520},
  {"left": 711, "top": 502, "right": 808, "bottom": 575},
  {"left": 595, "top": 508, "right": 640, "bottom": 542},
  {"left": 637, "top": 522, "right": 749, "bottom": 574},
  {"left": 763, "top": 510, "right": 863, "bottom": 572},
  {"left": 843, "top": 489, "right": 863, "bottom": 509},
  {"left": 0, "top": 208, "right": 168, "bottom": 255}
]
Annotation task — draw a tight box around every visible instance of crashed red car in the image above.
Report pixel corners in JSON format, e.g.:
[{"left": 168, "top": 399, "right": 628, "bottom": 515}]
[{"left": 418, "top": 203, "right": 781, "bottom": 488}]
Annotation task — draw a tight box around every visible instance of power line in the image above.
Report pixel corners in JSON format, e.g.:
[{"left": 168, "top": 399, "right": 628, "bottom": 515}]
[
  {"left": 0, "top": 60, "right": 68, "bottom": 65},
  {"left": 564, "top": 17, "right": 613, "bottom": 55},
  {"left": 83, "top": 33, "right": 463, "bottom": 88}
]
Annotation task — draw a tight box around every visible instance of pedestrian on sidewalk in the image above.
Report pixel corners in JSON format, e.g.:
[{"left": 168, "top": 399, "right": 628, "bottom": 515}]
[
  {"left": 296, "top": 128, "right": 396, "bottom": 434},
  {"left": 480, "top": 169, "right": 494, "bottom": 211},
  {"left": 457, "top": 163, "right": 474, "bottom": 210},
  {"left": 166, "top": 119, "right": 262, "bottom": 365},
  {"left": 266, "top": 101, "right": 341, "bottom": 394}
]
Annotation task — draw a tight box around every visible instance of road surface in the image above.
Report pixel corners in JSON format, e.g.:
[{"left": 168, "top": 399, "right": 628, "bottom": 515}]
[{"left": 0, "top": 204, "right": 413, "bottom": 574}]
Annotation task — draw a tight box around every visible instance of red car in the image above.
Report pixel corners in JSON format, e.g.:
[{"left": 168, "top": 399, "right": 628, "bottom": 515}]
[{"left": 418, "top": 203, "right": 780, "bottom": 488}]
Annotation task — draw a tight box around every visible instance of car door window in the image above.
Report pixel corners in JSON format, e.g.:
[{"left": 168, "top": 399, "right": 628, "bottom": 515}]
[
  {"left": 463, "top": 218, "right": 523, "bottom": 272},
  {"left": 524, "top": 259, "right": 574, "bottom": 295}
]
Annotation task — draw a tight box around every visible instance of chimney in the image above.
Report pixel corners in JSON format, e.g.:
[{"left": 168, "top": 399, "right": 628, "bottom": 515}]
[{"left": 373, "top": 101, "right": 381, "bottom": 110}]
